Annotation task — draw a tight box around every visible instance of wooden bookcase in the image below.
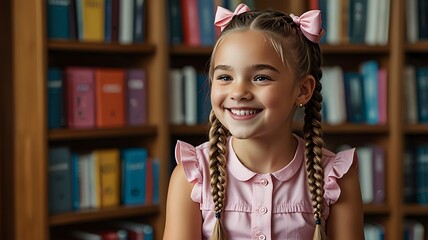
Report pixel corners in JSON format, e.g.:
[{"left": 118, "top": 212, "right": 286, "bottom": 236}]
[{"left": 1, "top": 0, "right": 427, "bottom": 239}]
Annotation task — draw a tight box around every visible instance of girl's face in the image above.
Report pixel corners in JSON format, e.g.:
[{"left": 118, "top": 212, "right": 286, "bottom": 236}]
[{"left": 211, "top": 30, "right": 300, "bottom": 140}]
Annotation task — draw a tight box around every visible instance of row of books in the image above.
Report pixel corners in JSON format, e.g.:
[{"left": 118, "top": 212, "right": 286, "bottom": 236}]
[
  {"left": 47, "top": 0, "right": 145, "bottom": 44},
  {"left": 403, "top": 66, "right": 428, "bottom": 124},
  {"left": 169, "top": 66, "right": 212, "bottom": 125},
  {"left": 321, "top": 60, "right": 387, "bottom": 125},
  {"left": 406, "top": 0, "right": 428, "bottom": 43},
  {"left": 167, "top": 0, "right": 255, "bottom": 46},
  {"left": 403, "top": 144, "right": 428, "bottom": 204},
  {"left": 51, "top": 221, "right": 154, "bottom": 240},
  {"left": 355, "top": 145, "right": 386, "bottom": 204},
  {"left": 47, "top": 67, "right": 147, "bottom": 129},
  {"left": 309, "top": 0, "right": 390, "bottom": 45},
  {"left": 48, "top": 147, "right": 159, "bottom": 214},
  {"left": 404, "top": 220, "right": 426, "bottom": 240},
  {"left": 364, "top": 222, "right": 385, "bottom": 240}
]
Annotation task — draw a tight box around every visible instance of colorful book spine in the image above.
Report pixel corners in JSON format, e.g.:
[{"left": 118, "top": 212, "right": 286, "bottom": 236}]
[
  {"left": 82, "top": 0, "right": 105, "bottom": 42},
  {"left": 198, "top": 0, "right": 215, "bottom": 46},
  {"left": 95, "top": 149, "right": 120, "bottom": 207},
  {"left": 71, "top": 152, "right": 80, "bottom": 210},
  {"left": 168, "top": 0, "right": 183, "bottom": 45},
  {"left": 47, "top": 0, "right": 71, "bottom": 39},
  {"left": 343, "top": 72, "right": 366, "bottom": 123},
  {"left": 133, "top": 0, "right": 145, "bottom": 43},
  {"left": 416, "top": 67, "right": 428, "bottom": 123},
  {"left": 348, "top": 0, "right": 367, "bottom": 44},
  {"left": 95, "top": 68, "right": 126, "bottom": 128},
  {"left": 360, "top": 60, "right": 379, "bottom": 125},
  {"left": 121, "top": 148, "right": 147, "bottom": 205},
  {"left": 180, "top": 0, "right": 201, "bottom": 45},
  {"left": 48, "top": 147, "right": 73, "bottom": 214},
  {"left": 152, "top": 158, "right": 160, "bottom": 204},
  {"left": 47, "top": 68, "right": 64, "bottom": 129},
  {"left": 65, "top": 67, "right": 96, "bottom": 128},
  {"left": 104, "top": 0, "right": 112, "bottom": 42},
  {"left": 119, "top": 0, "right": 134, "bottom": 44},
  {"left": 126, "top": 69, "right": 147, "bottom": 126},
  {"left": 197, "top": 73, "right": 211, "bottom": 124}
]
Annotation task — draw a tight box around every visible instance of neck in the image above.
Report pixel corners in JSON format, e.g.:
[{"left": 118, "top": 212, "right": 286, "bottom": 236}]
[{"left": 231, "top": 133, "right": 298, "bottom": 174}]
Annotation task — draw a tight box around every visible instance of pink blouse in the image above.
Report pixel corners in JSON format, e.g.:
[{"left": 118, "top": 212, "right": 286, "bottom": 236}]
[{"left": 175, "top": 135, "right": 357, "bottom": 240}]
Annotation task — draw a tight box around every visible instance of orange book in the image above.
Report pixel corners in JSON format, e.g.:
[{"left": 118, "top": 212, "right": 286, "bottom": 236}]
[
  {"left": 95, "top": 68, "right": 125, "bottom": 128},
  {"left": 82, "top": 0, "right": 105, "bottom": 42},
  {"left": 93, "top": 149, "right": 120, "bottom": 208}
]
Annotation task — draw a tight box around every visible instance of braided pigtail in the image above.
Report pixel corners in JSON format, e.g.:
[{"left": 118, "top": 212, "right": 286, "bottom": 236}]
[
  {"left": 208, "top": 110, "right": 229, "bottom": 240},
  {"left": 303, "top": 77, "right": 326, "bottom": 240}
]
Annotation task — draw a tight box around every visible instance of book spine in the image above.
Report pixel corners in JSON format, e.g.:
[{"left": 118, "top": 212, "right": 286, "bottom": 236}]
[
  {"left": 133, "top": 0, "right": 145, "bottom": 42},
  {"left": 48, "top": 147, "right": 73, "bottom": 214},
  {"left": 47, "top": 68, "right": 64, "bottom": 129},
  {"left": 47, "top": 0, "right": 71, "bottom": 39},
  {"left": 126, "top": 69, "right": 147, "bottom": 125},
  {"left": 119, "top": 0, "right": 134, "bottom": 44}
]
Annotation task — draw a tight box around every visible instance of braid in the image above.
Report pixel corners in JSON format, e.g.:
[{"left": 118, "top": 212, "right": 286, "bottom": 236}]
[
  {"left": 208, "top": 110, "right": 229, "bottom": 240},
  {"left": 304, "top": 79, "right": 327, "bottom": 240}
]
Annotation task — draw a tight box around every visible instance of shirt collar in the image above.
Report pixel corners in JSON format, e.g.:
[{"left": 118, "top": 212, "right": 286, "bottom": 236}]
[{"left": 228, "top": 135, "right": 304, "bottom": 182}]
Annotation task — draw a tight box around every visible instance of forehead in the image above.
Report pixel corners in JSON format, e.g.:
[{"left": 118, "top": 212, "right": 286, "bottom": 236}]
[{"left": 213, "top": 30, "right": 287, "bottom": 70}]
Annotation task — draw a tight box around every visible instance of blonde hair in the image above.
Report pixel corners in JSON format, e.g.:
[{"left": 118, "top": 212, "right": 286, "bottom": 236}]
[{"left": 208, "top": 10, "right": 325, "bottom": 240}]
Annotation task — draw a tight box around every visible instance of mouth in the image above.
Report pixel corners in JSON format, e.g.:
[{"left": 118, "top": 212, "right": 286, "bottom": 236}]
[{"left": 228, "top": 108, "right": 262, "bottom": 116}]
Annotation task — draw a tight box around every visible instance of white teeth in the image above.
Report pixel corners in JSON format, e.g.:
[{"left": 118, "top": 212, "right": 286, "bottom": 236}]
[{"left": 230, "top": 109, "right": 259, "bottom": 116}]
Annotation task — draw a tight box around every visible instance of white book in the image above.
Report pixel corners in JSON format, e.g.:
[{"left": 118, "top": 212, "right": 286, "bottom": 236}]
[
  {"left": 119, "top": 0, "right": 134, "bottom": 44},
  {"left": 169, "top": 69, "right": 185, "bottom": 124},
  {"left": 377, "top": 0, "right": 390, "bottom": 45},
  {"left": 365, "top": 0, "right": 379, "bottom": 45},
  {"left": 413, "top": 221, "right": 425, "bottom": 240},
  {"left": 407, "top": 0, "right": 419, "bottom": 43},
  {"left": 326, "top": 0, "right": 341, "bottom": 45},
  {"left": 357, "top": 146, "right": 374, "bottom": 204},
  {"left": 404, "top": 65, "right": 418, "bottom": 124},
  {"left": 321, "top": 66, "right": 346, "bottom": 125},
  {"left": 182, "top": 66, "right": 198, "bottom": 126},
  {"left": 78, "top": 154, "right": 90, "bottom": 209}
]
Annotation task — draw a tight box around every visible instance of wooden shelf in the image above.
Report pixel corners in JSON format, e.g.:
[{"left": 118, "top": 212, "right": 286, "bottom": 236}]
[
  {"left": 405, "top": 42, "right": 428, "bottom": 53},
  {"left": 170, "top": 124, "right": 209, "bottom": 135},
  {"left": 49, "top": 205, "right": 159, "bottom": 226},
  {"left": 404, "top": 124, "right": 428, "bottom": 134},
  {"left": 48, "top": 126, "right": 158, "bottom": 141},
  {"left": 48, "top": 40, "right": 156, "bottom": 54},
  {"left": 364, "top": 204, "right": 390, "bottom": 215},
  {"left": 320, "top": 44, "right": 390, "bottom": 54},
  {"left": 170, "top": 45, "right": 213, "bottom": 56},
  {"left": 403, "top": 204, "right": 428, "bottom": 216}
]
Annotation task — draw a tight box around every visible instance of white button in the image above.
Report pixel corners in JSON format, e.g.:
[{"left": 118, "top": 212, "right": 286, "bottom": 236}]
[
  {"left": 259, "top": 207, "right": 268, "bottom": 214},
  {"left": 260, "top": 179, "right": 268, "bottom": 186},
  {"left": 258, "top": 234, "right": 266, "bottom": 240}
]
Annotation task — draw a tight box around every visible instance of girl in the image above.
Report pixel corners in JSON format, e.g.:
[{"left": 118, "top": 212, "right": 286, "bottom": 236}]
[{"left": 164, "top": 4, "right": 364, "bottom": 240}]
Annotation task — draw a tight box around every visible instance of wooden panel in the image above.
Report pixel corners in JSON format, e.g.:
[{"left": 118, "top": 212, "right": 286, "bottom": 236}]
[{"left": 12, "top": 0, "right": 47, "bottom": 239}]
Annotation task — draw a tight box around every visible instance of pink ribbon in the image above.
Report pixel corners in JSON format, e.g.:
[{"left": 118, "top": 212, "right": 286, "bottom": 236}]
[
  {"left": 290, "top": 10, "right": 325, "bottom": 43},
  {"left": 214, "top": 3, "right": 251, "bottom": 31}
]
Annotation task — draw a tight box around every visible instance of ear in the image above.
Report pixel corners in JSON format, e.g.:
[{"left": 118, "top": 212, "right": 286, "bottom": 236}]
[{"left": 295, "top": 75, "right": 316, "bottom": 107}]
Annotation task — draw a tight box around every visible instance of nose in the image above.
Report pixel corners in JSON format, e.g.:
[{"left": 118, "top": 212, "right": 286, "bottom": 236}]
[{"left": 230, "top": 81, "right": 253, "bottom": 101}]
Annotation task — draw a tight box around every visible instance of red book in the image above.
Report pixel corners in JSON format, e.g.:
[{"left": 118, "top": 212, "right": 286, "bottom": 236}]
[
  {"left": 65, "top": 67, "right": 96, "bottom": 129},
  {"left": 180, "top": 0, "right": 201, "bottom": 45},
  {"left": 95, "top": 68, "right": 125, "bottom": 128},
  {"left": 145, "top": 157, "right": 153, "bottom": 204}
]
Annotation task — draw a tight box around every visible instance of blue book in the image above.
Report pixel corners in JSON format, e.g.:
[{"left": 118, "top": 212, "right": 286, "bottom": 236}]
[
  {"left": 121, "top": 148, "right": 148, "bottom": 205},
  {"left": 168, "top": 0, "right": 183, "bottom": 45},
  {"left": 71, "top": 152, "right": 80, "bottom": 210},
  {"left": 348, "top": 0, "right": 367, "bottom": 44},
  {"left": 343, "top": 72, "right": 366, "bottom": 123},
  {"left": 318, "top": 0, "right": 327, "bottom": 44},
  {"left": 104, "top": 0, "right": 112, "bottom": 42},
  {"left": 360, "top": 60, "right": 379, "bottom": 125},
  {"left": 197, "top": 73, "right": 211, "bottom": 124},
  {"left": 152, "top": 158, "right": 160, "bottom": 204},
  {"left": 47, "top": 68, "right": 64, "bottom": 129},
  {"left": 133, "top": 0, "right": 145, "bottom": 42},
  {"left": 47, "top": 0, "right": 70, "bottom": 39},
  {"left": 198, "top": 0, "right": 215, "bottom": 46},
  {"left": 416, "top": 67, "right": 428, "bottom": 123},
  {"left": 416, "top": 145, "right": 428, "bottom": 204},
  {"left": 48, "top": 147, "right": 73, "bottom": 214},
  {"left": 143, "top": 224, "right": 154, "bottom": 240}
]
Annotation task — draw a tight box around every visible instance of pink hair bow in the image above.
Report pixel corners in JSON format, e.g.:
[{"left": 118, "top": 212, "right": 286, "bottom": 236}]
[
  {"left": 290, "top": 10, "right": 325, "bottom": 43},
  {"left": 214, "top": 3, "right": 251, "bottom": 31}
]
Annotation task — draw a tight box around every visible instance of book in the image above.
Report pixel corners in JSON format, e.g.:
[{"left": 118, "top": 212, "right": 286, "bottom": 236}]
[
  {"left": 348, "top": 0, "right": 367, "bottom": 44},
  {"left": 321, "top": 66, "right": 346, "bottom": 125},
  {"left": 198, "top": 0, "right": 215, "bottom": 46},
  {"left": 94, "top": 149, "right": 120, "bottom": 207},
  {"left": 343, "top": 72, "right": 366, "bottom": 123},
  {"left": 403, "top": 65, "right": 418, "bottom": 124},
  {"left": 95, "top": 68, "right": 126, "bottom": 128},
  {"left": 65, "top": 67, "right": 96, "bottom": 129},
  {"left": 376, "top": 0, "right": 390, "bottom": 45},
  {"left": 377, "top": 68, "right": 388, "bottom": 124},
  {"left": 133, "top": 0, "right": 145, "bottom": 43},
  {"left": 48, "top": 147, "right": 73, "bottom": 214},
  {"left": 407, "top": 0, "right": 419, "bottom": 43},
  {"left": 183, "top": 66, "right": 198, "bottom": 125},
  {"left": 168, "top": 0, "right": 183, "bottom": 45},
  {"left": 180, "top": 0, "right": 201, "bottom": 45},
  {"left": 88, "top": 152, "right": 101, "bottom": 208},
  {"left": 416, "top": 145, "right": 428, "bottom": 204},
  {"left": 71, "top": 152, "right": 80, "bottom": 210},
  {"left": 121, "top": 148, "right": 147, "bottom": 205},
  {"left": 169, "top": 69, "right": 185, "bottom": 124},
  {"left": 111, "top": 0, "right": 120, "bottom": 42},
  {"left": 357, "top": 146, "right": 374, "bottom": 203},
  {"left": 152, "top": 158, "right": 160, "bottom": 204},
  {"left": 372, "top": 146, "right": 385, "bottom": 204},
  {"left": 47, "top": 67, "right": 64, "bottom": 129},
  {"left": 119, "top": 0, "right": 134, "bottom": 44},
  {"left": 360, "top": 60, "right": 379, "bottom": 124},
  {"left": 197, "top": 73, "right": 211, "bottom": 124},
  {"left": 403, "top": 149, "right": 417, "bottom": 203},
  {"left": 416, "top": 67, "right": 428, "bottom": 123},
  {"left": 126, "top": 69, "right": 147, "bottom": 126},
  {"left": 326, "top": 0, "right": 341, "bottom": 45},
  {"left": 104, "top": 0, "right": 112, "bottom": 42},
  {"left": 82, "top": 0, "right": 105, "bottom": 42},
  {"left": 47, "top": 0, "right": 71, "bottom": 39},
  {"left": 145, "top": 157, "right": 153, "bottom": 204}
]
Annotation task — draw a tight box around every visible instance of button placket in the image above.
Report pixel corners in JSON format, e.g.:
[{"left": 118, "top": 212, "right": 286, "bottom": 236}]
[{"left": 252, "top": 174, "right": 273, "bottom": 239}]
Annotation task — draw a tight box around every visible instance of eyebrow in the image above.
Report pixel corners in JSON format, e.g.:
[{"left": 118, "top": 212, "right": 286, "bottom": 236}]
[{"left": 213, "top": 64, "right": 280, "bottom": 73}]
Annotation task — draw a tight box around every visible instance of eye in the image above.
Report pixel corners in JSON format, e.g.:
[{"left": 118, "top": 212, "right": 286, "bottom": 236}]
[
  {"left": 216, "top": 75, "right": 232, "bottom": 81},
  {"left": 254, "top": 75, "right": 271, "bottom": 82}
]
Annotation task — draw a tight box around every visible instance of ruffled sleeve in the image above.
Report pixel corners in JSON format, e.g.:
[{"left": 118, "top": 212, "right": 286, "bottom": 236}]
[
  {"left": 175, "top": 140, "right": 203, "bottom": 203},
  {"left": 324, "top": 148, "right": 358, "bottom": 205}
]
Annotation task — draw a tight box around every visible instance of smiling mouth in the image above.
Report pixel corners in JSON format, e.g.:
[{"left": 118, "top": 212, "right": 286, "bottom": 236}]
[{"left": 229, "top": 109, "right": 262, "bottom": 116}]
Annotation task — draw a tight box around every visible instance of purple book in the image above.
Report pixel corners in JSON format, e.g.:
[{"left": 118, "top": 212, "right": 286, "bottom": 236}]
[
  {"left": 372, "top": 145, "right": 385, "bottom": 204},
  {"left": 65, "top": 67, "right": 96, "bottom": 128},
  {"left": 126, "top": 69, "right": 147, "bottom": 125}
]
